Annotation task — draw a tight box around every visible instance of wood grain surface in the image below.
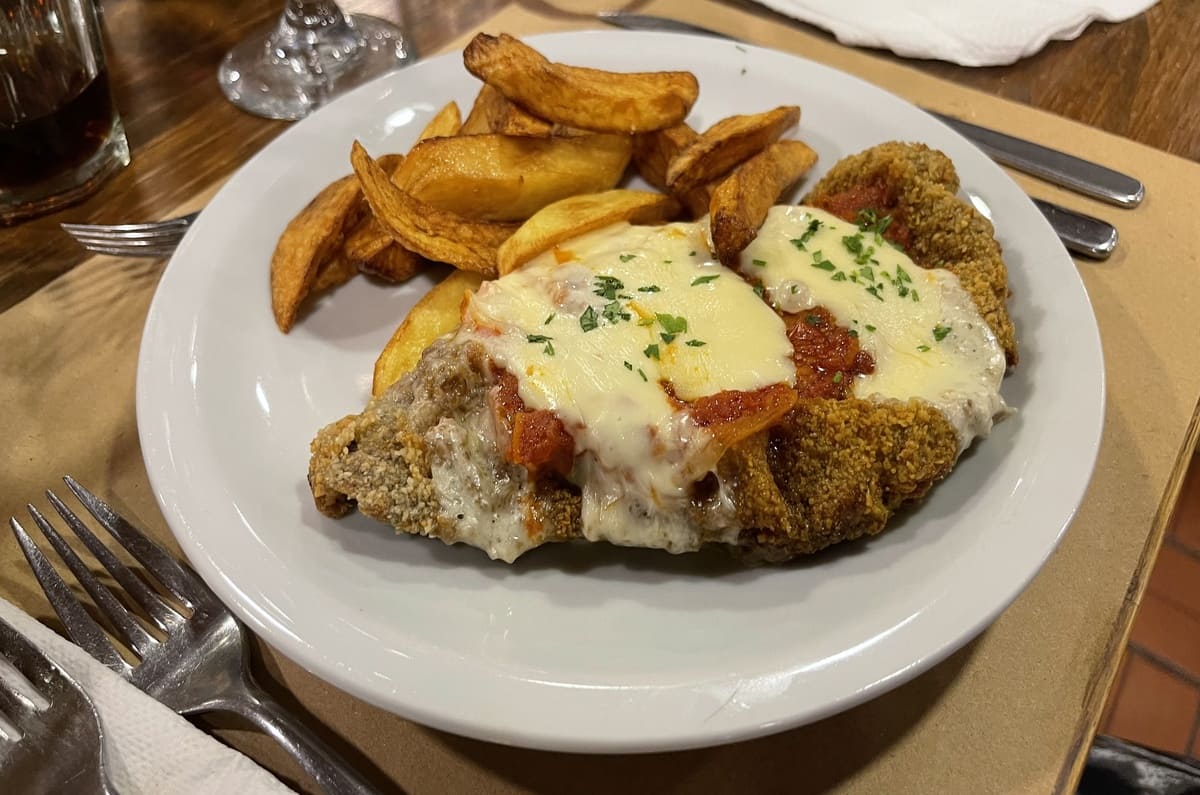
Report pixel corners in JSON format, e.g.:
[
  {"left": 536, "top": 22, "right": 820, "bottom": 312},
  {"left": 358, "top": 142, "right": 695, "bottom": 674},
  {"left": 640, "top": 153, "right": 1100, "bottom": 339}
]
[{"left": 0, "top": 0, "right": 1196, "bottom": 313}]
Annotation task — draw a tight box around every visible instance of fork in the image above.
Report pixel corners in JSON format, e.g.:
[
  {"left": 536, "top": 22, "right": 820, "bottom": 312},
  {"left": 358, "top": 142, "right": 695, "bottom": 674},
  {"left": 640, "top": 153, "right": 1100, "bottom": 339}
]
[
  {"left": 9, "top": 477, "right": 376, "bottom": 795},
  {"left": 61, "top": 211, "right": 198, "bottom": 258},
  {"left": 0, "top": 615, "right": 116, "bottom": 794}
]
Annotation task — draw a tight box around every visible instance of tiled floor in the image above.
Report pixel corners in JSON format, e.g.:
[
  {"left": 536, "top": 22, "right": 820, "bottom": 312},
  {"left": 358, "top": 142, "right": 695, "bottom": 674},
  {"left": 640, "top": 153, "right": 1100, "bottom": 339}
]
[{"left": 1102, "top": 452, "right": 1200, "bottom": 756}]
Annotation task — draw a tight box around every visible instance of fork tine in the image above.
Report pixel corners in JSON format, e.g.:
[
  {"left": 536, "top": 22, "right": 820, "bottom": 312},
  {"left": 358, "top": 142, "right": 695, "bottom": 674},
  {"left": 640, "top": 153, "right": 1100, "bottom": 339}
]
[
  {"left": 60, "top": 211, "right": 199, "bottom": 235},
  {"left": 63, "top": 477, "right": 207, "bottom": 608},
  {"left": 0, "top": 617, "right": 54, "bottom": 718},
  {"left": 67, "top": 230, "right": 188, "bottom": 246},
  {"left": 45, "top": 490, "right": 183, "bottom": 634},
  {"left": 72, "top": 241, "right": 181, "bottom": 258},
  {"left": 8, "top": 517, "right": 130, "bottom": 676},
  {"left": 27, "top": 500, "right": 161, "bottom": 659}
]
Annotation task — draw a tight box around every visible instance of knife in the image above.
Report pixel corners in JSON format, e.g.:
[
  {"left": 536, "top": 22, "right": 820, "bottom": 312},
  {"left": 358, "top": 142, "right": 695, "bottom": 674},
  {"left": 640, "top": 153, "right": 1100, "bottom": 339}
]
[{"left": 598, "top": 10, "right": 1122, "bottom": 258}]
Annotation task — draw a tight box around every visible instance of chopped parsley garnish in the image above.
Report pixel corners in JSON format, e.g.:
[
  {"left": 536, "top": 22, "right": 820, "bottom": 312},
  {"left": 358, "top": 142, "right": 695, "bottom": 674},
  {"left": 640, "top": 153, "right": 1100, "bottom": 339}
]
[
  {"left": 691, "top": 274, "right": 720, "bottom": 286},
  {"left": 933, "top": 325, "right": 952, "bottom": 341},
  {"left": 864, "top": 324, "right": 877, "bottom": 332},
  {"left": 619, "top": 254, "right": 636, "bottom": 262},
  {"left": 847, "top": 329, "right": 858, "bottom": 338},
  {"left": 752, "top": 258, "right": 768, "bottom": 267},
  {"left": 656, "top": 313, "right": 688, "bottom": 334},
  {"left": 637, "top": 285, "right": 660, "bottom": 293},
  {"left": 593, "top": 275, "right": 624, "bottom": 300},
  {"left": 917, "top": 344, "right": 931, "bottom": 352},
  {"left": 865, "top": 285, "right": 883, "bottom": 301},
  {"left": 660, "top": 333, "right": 677, "bottom": 344},
  {"left": 831, "top": 271, "right": 847, "bottom": 282},
  {"left": 685, "top": 339, "right": 706, "bottom": 347},
  {"left": 643, "top": 344, "right": 660, "bottom": 360},
  {"left": 624, "top": 361, "right": 633, "bottom": 371},
  {"left": 544, "top": 313, "right": 555, "bottom": 325},
  {"left": 689, "top": 250, "right": 698, "bottom": 256},
  {"left": 842, "top": 234, "right": 863, "bottom": 255},
  {"left": 753, "top": 284, "right": 765, "bottom": 298},
  {"left": 911, "top": 289, "right": 920, "bottom": 302},
  {"left": 601, "top": 300, "right": 631, "bottom": 324},
  {"left": 804, "top": 313, "right": 823, "bottom": 327},
  {"left": 832, "top": 372, "right": 844, "bottom": 384},
  {"left": 856, "top": 208, "right": 893, "bottom": 239},
  {"left": 663, "top": 259, "right": 673, "bottom": 264},
  {"left": 526, "top": 334, "right": 554, "bottom": 356},
  {"left": 790, "top": 218, "right": 822, "bottom": 251},
  {"left": 637, "top": 368, "right": 648, "bottom": 382},
  {"left": 811, "top": 259, "right": 836, "bottom": 271},
  {"left": 579, "top": 306, "right": 598, "bottom": 332}
]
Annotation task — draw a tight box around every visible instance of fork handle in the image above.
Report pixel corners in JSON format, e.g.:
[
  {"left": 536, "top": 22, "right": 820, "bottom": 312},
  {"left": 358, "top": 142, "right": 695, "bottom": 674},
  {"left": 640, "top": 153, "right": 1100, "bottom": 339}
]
[{"left": 218, "top": 680, "right": 378, "bottom": 795}]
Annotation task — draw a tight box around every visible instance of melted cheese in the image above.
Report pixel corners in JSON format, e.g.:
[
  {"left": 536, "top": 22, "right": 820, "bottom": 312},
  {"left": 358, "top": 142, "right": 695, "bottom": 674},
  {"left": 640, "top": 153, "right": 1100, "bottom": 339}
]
[
  {"left": 459, "top": 221, "right": 796, "bottom": 554},
  {"left": 738, "top": 206, "right": 1010, "bottom": 449}
]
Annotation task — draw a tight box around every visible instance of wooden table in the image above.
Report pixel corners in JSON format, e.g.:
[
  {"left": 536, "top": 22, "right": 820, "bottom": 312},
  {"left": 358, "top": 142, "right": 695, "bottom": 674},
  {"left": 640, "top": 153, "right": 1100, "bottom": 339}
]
[{"left": 2, "top": 1, "right": 1198, "bottom": 792}]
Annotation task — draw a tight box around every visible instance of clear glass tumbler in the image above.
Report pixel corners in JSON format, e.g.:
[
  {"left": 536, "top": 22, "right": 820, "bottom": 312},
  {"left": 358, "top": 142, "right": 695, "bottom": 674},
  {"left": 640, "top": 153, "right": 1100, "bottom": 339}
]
[
  {"left": 218, "top": 1, "right": 415, "bottom": 121},
  {"left": 0, "top": 0, "right": 131, "bottom": 224}
]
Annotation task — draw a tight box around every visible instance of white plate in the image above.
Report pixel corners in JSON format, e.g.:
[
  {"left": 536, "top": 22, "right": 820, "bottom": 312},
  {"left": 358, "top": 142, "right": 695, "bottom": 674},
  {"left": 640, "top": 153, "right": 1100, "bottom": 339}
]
[{"left": 137, "top": 31, "right": 1104, "bottom": 753}]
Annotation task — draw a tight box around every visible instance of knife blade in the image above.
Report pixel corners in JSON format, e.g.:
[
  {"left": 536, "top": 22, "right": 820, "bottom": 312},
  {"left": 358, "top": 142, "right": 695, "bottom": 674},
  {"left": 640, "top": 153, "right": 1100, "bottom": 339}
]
[
  {"left": 927, "top": 112, "right": 1144, "bottom": 208},
  {"left": 597, "top": 10, "right": 1122, "bottom": 258}
]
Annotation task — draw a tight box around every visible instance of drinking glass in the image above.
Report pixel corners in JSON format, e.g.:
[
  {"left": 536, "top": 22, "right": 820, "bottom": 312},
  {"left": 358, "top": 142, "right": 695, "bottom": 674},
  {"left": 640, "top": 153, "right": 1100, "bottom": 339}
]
[
  {"left": 217, "top": 1, "right": 415, "bottom": 121},
  {"left": 0, "top": 0, "right": 131, "bottom": 224}
]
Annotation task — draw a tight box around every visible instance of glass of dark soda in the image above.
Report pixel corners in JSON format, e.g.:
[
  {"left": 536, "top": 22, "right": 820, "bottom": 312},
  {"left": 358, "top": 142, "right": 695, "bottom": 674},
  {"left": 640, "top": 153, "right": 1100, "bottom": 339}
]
[{"left": 1, "top": 0, "right": 130, "bottom": 224}]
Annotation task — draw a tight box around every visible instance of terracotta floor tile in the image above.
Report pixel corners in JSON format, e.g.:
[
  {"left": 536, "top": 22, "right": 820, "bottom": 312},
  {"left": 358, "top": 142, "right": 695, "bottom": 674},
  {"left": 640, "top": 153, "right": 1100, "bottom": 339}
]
[
  {"left": 1147, "top": 544, "right": 1200, "bottom": 617},
  {"left": 1172, "top": 455, "right": 1200, "bottom": 552},
  {"left": 1130, "top": 591, "right": 1200, "bottom": 678},
  {"left": 1104, "top": 652, "right": 1200, "bottom": 754}
]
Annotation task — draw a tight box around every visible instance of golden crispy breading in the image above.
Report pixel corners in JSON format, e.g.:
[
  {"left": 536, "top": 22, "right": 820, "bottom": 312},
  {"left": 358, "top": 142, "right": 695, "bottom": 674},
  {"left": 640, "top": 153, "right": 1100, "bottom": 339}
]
[{"left": 805, "top": 142, "right": 1017, "bottom": 365}]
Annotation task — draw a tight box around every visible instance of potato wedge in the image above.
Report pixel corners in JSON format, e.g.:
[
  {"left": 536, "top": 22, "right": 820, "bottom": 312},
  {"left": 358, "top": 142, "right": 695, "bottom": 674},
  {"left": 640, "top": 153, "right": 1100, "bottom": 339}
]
[
  {"left": 463, "top": 33, "right": 698, "bottom": 133},
  {"left": 351, "top": 140, "right": 515, "bottom": 276},
  {"left": 460, "top": 83, "right": 553, "bottom": 136},
  {"left": 419, "top": 101, "right": 462, "bottom": 140},
  {"left": 393, "top": 133, "right": 632, "bottom": 222},
  {"left": 312, "top": 254, "right": 359, "bottom": 294},
  {"left": 633, "top": 123, "right": 698, "bottom": 191},
  {"left": 360, "top": 244, "right": 423, "bottom": 283},
  {"left": 666, "top": 105, "right": 800, "bottom": 194},
  {"left": 497, "top": 189, "right": 680, "bottom": 275},
  {"left": 270, "top": 174, "right": 363, "bottom": 333},
  {"left": 710, "top": 139, "right": 819, "bottom": 266},
  {"left": 372, "top": 269, "right": 485, "bottom": 395}
]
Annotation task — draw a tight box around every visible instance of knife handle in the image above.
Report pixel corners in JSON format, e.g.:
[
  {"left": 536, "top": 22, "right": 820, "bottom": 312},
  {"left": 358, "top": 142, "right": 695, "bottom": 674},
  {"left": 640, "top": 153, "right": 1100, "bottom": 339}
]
[
  {"left": 1033, "top": 199, "right": 1118, "bottom": 260},
  {"left": 933, "top": 113, "right": 1144, "bottom": 208}
]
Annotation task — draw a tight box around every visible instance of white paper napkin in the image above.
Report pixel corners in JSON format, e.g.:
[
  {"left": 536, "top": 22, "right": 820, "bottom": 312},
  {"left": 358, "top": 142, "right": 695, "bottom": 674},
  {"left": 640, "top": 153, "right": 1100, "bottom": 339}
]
[
  {"left": 747, "top": 0, "right": 1158, "bottom": 66},
  {"left": 0, "top": 597, "right": 291, "bottom": 795}
]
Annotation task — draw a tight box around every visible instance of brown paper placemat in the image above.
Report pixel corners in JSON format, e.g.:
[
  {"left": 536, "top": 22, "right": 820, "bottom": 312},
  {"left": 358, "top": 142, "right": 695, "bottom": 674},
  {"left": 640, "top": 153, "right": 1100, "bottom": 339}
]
[{"left": 3, "top": 1, "right": 1200, "bottom": 792}]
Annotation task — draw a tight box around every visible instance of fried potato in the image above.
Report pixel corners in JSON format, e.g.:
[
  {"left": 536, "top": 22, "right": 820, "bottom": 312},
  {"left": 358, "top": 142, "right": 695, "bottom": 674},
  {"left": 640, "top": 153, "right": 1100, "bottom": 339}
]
[
  {"left": 460, "top": 83, "right": 553, "bottom": 136},
  {"left": 312, "top": 254, "right": 359, "bottom": 294},
  {"left": 633, "top": 123, "right": 697, "bottom": 191},
  {"left": 270, "top": 174, "right": 363, "bottom": 332},
  {"left": 666, "top": 106, "right": 801, "bottom": 194},
  {"left": 497, "top": 189, "right": 680, "bottom": 275},
  {"left": 372, "top": 269, "right": 485, "bottom": 395},
  {"left": 710, "top": 139, "right": 819, "bottom": 266},
  {"left": 351, "top": 140, "right": 515, "bottom": 276},
  {"left": 463, "top": 33, "right": 698, "bottom": 133},
  {"left": 420, "top": 101, "right": 462, "bottom": 140},
  {"left": 360, "top": 244, "right": 423, "bottom": 283},
  {"left": 393, "top": 133, "right": 632, "bottom": 222}
]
